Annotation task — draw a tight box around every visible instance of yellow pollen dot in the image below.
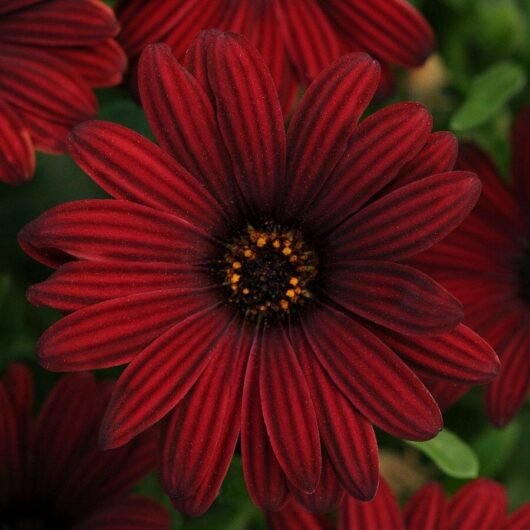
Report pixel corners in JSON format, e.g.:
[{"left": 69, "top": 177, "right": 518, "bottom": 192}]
[
  {"left": 231, "top": 284, "right": 238, "bottom": 291},
  {"left": 289, "top": 277, "right": 299, "bottom": 286},
  {"left": 273, "top": 239, "right": 281, "bottom": 248},
  {"left": 232, "top": 261, "right": 242, "bottom": 269},
  {"left": 243, "top": 249, "right": 253, "bottom": 258},
  {"left": 282, "top": 247, "right": 292, "bottom": 256},
  {"left": 280, "top": 300, "right": 289, "bottom": 310},
  {"left": 259, "top": 305, "right": 267, "bottom": 312},
  {"left": 286, "top": 289, "right": 296, "bottom": 298},
  {"left": 289, "top": 255, "right": 298, "bottom": 263},
  {"left": 242, "top": 288, "right": 250, "bottom": 295},
  {"left": 256, "top": 237, "right": 267, "bottom": 247},
  {"left": 230, "top": 274, "right": 241, "bottom": 283}
]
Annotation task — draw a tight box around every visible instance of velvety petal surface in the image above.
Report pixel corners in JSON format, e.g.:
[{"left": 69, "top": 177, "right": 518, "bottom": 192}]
[
  {"left": 404, "top": 482, "right": 447, "bottom": 530},
  {"left": 301, "top": 305, "right": 443, "bottom": 440}
]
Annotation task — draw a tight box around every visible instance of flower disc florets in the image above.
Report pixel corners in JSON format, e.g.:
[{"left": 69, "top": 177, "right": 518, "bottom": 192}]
[{"left": 217, "top": 222, "right": 318, "bottom": 319}]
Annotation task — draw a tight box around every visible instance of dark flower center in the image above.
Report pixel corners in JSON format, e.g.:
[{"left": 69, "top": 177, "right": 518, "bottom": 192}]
[
  {"left": 516, "top": 238, "right": 530, "bottom": 301},
  {"left": 217, "top": 222, "right": 318, "bottom": 320}
]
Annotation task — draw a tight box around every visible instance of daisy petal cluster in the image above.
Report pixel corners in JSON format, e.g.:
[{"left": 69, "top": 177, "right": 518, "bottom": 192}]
[
  {"left": 19, "top": 31, "right": 499, "bottom": 515},
  {"left": 0, "top": 0, "right": 126, "bottom": 185},
  {"left": 0, "top": 363, "right": 169, "bottom": 530}
]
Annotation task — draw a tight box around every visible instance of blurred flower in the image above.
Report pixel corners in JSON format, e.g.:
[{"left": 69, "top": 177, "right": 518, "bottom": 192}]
[
  {"left": 0, "top": 0, "right": 126, "bottom": 185},
  {"left": 0, "top": 363, "right": 169, "bottom": 529},
  {"left": 19, "top": 31, "right": 497, "bottom": 515},
  {"left": 116, "top": 0, "right": 434, "bottom": 109},
  {"left": 412, "top": 107, "right": 530, "bottom": 426},
  {"left": 267, "top": 478, "right": 530, "bottom": 530}
]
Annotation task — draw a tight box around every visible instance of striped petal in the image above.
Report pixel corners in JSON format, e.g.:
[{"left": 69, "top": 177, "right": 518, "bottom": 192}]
[
  {"left": 404, "top": 482, "right": 447, "bottom": 530},
  {"left": 323, "top": 260, "right": 463, "bottom": 336},
  {"left": 0, "top": 0, "right": 119, "bottom": 46},
  {"left": 204, "top": 31, "right": 286, "bottom": 215},
  {"left": 18, "top": 199, "right": 216, "bottom": 268},
  {"left": 376, "top": 324, "right": 499, "bottom": 384},
  {"left": 302, "top": 304, "right": 443, "bottom": 440},
  {"left": 506, "top": 504, "right": 530, "bottom": 530},
  {"left": 485, "top": 323, "right": 530, "bottom": 427},
  {"left": 294, "top": 323, "right": 378, "bottom": 500},
  {"left": 68, "top": 121, "right": 224, "bottom": 229},
  {"left": 36, "top": 288, "right": 218, "bottom": 371},
  {"left": 339, "top": 479, "right": 404, "bottom": 530},
  {"left": 267, "top": 503, "right": 332, "bottom": 530},
  {"left": 273, "top": 0, "right": 341, "bottom": 84},
  {"left": 307, "top": 102, "right": 432, "bottom": 233},
  {"left": 282, "top": 53, "right": 380, "bottom": 218},
  {"left": 322, "top": 0, "right": 435, "bottom": 67},
  {"left": 0, "top": 46, "right": 96, "bottom": 124},
  {"left": 242, "top": 343, "right": 288, "bottom": 511},
  {"left": 260, "top": 325, "right": 322, "bottom": 493},
  {"left": 0, "top": 98, "right": 34, "bottom": 185},
  {"left": 446, "top": 479, "right": 507, "bottom": 530},
  {"left": 160, "top": 321, "right": 251, "bottom": 498},
  {"left": 99, "top": 306, "right": 234, "bottom": 448},
  {"left": 27, "top": 261, "right": 205, "bottom": 313},
  {"left": 327, "top": 171, "right": 481, "bottom": 262},
  {"left": 137, "top": 43, "right": 239, "bottom": 212}
]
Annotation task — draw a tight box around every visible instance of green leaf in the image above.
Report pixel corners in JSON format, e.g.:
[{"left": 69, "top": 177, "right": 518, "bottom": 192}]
[
  {"left": 473, "top": 420, "right": 521, "bottom": 477},
  {"left": 406, "top": 428, "right": 479, "bottom": 479},
  {"left": 450, "top": 62, "right": 526, "bottom": 130}
]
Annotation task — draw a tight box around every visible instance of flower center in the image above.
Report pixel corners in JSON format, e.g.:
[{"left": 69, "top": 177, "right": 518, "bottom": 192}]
[{"left": 217, "top": 223, "right": 318, "bottom": 319}]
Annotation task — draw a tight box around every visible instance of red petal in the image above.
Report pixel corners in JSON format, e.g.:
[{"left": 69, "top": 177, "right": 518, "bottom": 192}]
[
  {"left": 205, "top": 31, "right": 286, "bottom": 215},
  {"left": 288, "top": 452, "right": 345, "bottom": 513},
  {"left": 446, "top": 479, "right": 507, "bottom": 530},
  {"left": 389, "top": 132, "right": 458, "bottom": 191},
  {"left": 260, "top": 325, "right": 322, "bottom": 493},
  {"left": 160, "top": 321, "right": 252, "bottom": 498},
  {"left": 51, "top": 39, "right": 127, "bottom": 87},
  {"left": 421, "top": 378, "right": 470, "bottom": 411},
  {"left": 73, "top": 496, "right": 170, "bottom": 530},
  {"left": 485, "top": 323, "right": 530, "bottom": 427},
  {"left": 294, "top": 324, "right": 378, "bottom": 500},
  {"left": 511, "top": 106, "right": 530, "bottom": 207},
  {"left": 33, "top": 373, "right": 100, "bottom": 497},
  {"left": 0, "top": 1, "right": 45, "bottom": 16},
  {"left": 273, "top": 0, "right": 341, "bottom": 83},
  {"left": 308, "top": 102, "right": 432, "bottom": 233},
  {"left": 0, "top": 46, "right": 97, "bottom": 124},
  {"left": 0, "top": 99, "right": 34, "bottom": 185},
  {"left": 0, "top": 0, "right": 119, "bottom": 46},
  {"left": 242, "top": 341, "right": 288, "bottom": 511},
  {"left": 0, "top": 382, "right": 19, "bottom": 503},
  {"left": 14, "top": 109, "right": 71, "bottom": 153},
  {"left": 328, "top": 171, "right": 481, "bottom": 261},
  {"left": 322, "top": 0, "right": 435, "bottom": 67},
  {"left": 457, "top": 142, "right": 524, "bottom": 231},
  {"left": 27, "top": 260, "right": 205, "bottom": 313},
  {"left": 69, "top": 121, "right": 225, "bottom": 229},
  {"left": 100, "top": 306, "right": 234, "bottom": 448},
  {"left": 377, "top": 323, "right": 499, "bottom": 384},
  {"left": 282, "top": 53, "right": 380, "bottom": 218},
  {"left": 267, "top": 502, "right": 332, "bottom": 530},
  {"left": 506, "top": 504, "right": 530, "bottom": 530},
  {"left": 36, "top": 288, "right": 218, "bottom": 371},
  {"left": 137, "top": 43, "right": 239, "bottom": 212},
  {"left": 404, "top": 482, "right": 447, "bottom": 530},
  {"left": 302, "top": 305, "right": 443, "bottom": 440},
  {"left": 19, "top": 199, "right": 216, "bottom": 267},
  {"left": 339, "top": 479, "right": 404, "bottom": 530},
  {"left": 324, "top": 260, "right": 463, "bottom": 336}
]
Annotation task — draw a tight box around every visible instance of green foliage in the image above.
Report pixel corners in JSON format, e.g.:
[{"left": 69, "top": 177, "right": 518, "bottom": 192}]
[{"left": 406, "top": 429, "right": 480, "bottom": 479}]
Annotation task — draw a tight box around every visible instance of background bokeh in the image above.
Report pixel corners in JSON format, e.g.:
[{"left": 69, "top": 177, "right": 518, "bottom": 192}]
[{"left": 1, "top": 0, "right": 529, "bottom": 528}]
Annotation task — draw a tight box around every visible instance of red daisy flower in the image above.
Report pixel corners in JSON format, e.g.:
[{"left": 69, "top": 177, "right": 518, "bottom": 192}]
[
  {"left": 0, "top": 363, "right": 170, "bottom": 529},
  {"left": 116, "top": 0, "right": 434, "bottom": 108},
  {"left": 410, "top": 108, "right": 530, "bottom": 427},
  {"left": 268, "top": 478, "right": 530, "bottom": 530},
  {"left": 0, "top": 0, "right": 126, "bottom": 186},
  {"left": 19, "top": 32, "right": 498, "bottom": 515}
]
